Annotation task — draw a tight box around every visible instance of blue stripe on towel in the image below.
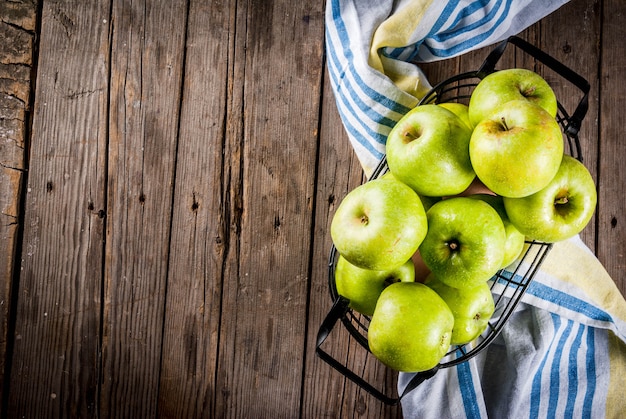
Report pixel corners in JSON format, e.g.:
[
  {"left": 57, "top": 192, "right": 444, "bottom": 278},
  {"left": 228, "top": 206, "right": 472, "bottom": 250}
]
[
  {"left": 426, "top": 0, "right": 514, "bottom": 57},
  {"left": 565, "top": 323, "right": 585, "bottom": 415},
  {"left": 582, "top": 327, "right": 596, "bottom": 418},
  {"left": 432, "top": 0, "right": 503, "bottom": 43},
  {"left": 530, "top": 314, "right": 560, "bottom": 418},
  {"left": 457, "top": 356, "right": 482, "bottom": 419},
  {"left": 548, "top": 316, "right": 573, "bottom": 417},
  {"left": 527, "top": 281, "right": 613, "bottom": 324},
  {"left": 329, "top": 1, "right": 412, "bottom": 114}
]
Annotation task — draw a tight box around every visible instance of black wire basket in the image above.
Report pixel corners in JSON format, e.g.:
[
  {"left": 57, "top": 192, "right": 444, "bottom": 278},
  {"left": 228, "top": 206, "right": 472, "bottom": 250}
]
[{"left": 315, "top": 36, "right": 590, "bottom": 405}]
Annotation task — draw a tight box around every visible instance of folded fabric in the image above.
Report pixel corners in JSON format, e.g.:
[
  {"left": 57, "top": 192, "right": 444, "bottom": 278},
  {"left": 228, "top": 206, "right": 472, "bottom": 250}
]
[{"left": 324, "top": 0, "right": 626, "bottom": 417}]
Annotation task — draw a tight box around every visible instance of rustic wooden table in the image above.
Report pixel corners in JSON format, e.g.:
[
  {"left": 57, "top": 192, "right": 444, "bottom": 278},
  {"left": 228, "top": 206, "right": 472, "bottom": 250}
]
[{"left": 1, "top": 0, "right": 624, "bottom": 417}]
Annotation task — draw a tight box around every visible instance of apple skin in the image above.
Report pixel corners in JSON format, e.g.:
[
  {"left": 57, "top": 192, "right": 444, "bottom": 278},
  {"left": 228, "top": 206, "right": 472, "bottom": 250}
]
[
  {"left": 503, "top": 155, "right": 597, "bottom": 243},
  {"left": 386, "top": 104, "right": 475, "bottom": 197},
  {"left": 438, "top": 102, "right": 473, "bottom": 130},
  {"left": 469, "top": 99, "right": 564, "bottom": 198},
  {"left": 334, "top": 255, "right": 415, "bottom": 316},
  {"left": 330, "top": 177, "right": 428, "bottom": 271},
  {"left": 469, "top": 194, "right": 526, "bottom": 269},
  {"left": 424, "top": 273, "right": 495, "bottom": 345},
  {"left": 468, "top": 68, "right": 558, "bottom": 127},
  {"left": 419, "top": 197, "right": 506, "bottom": 289},
  {"left": 368, "top": 282, "right": 454, "bottom": 372},
  {"left": 381, "top": 170, "right": 441, "bottom": 211}
]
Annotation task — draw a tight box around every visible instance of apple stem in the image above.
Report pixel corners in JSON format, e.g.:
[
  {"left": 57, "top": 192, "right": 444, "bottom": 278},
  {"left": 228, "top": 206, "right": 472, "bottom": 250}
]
[
  {"left": 555, "top": 196, "right": 569, "bottom": 205},
  {"left": 447, "top": 241, "right": 459, "bottom": 251},
  {"left": 404, "top": 130, "right": 420, "bottom": 143},
  {"left": 521, "top": 86, "right": 536, "bottom": 97},
  {"left": 500, "top": 117, "right": 509, "bottom": 131}
]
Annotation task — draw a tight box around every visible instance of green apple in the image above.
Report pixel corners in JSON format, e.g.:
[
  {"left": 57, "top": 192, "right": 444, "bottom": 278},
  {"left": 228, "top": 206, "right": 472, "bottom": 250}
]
[
  {"left": 386, "top": 104, "right": 475, "bottom": 197},
  {"left": 334, "top": 255, "right": 415, "bottom": 316},
  {"left": 438, "top": 102, "right": 472, "bottom": 130},
  {"left": 468, "top": 68, "right": 558, "bottom": 127},
  {"left": 330, "top": 177, "right": 428, "bottom": 271},
  {"left": 503, "top": 155, "right": 597, "bottom": 243},
  {"left": 381, "top": 170, "right": 441, "bottom": 211},
  {"left": 368, "top": 282, "right": 454, "bottom": 372},
  {"left": 469, "top": 194, "right": 526, "bottom": 268},
  {"left": 419, "top": 197, "right": 506, "bottom": 289},
  {"left": 424, "top": 273, "right": 495, "bottom": 345},
  {"left": 469, "top": 99, "right": 564, "bottom": 198}
]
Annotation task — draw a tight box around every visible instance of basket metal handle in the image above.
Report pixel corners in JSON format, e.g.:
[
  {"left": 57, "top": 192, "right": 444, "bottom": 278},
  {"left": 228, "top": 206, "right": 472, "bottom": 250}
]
[
  {"left": 315, "top": 296, "right": 400, "bottom": 404},
  {"left": 478, "top": 36, "right": 590, "bottom": 139},
  {"left": 315, "top": 296, "right": 440, "bottom": 405}
]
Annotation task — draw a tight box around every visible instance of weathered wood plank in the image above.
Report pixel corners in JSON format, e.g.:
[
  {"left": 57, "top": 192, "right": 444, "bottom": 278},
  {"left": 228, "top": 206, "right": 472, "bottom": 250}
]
[
  {"left": 598, "top": 0, "right": 626, "bottom": 296},
  {"left": 537, "top": 0, "right": 601, "bottom": 251},
  {"left": 303, "top": 64, "right": 402, "bottom": 418},
  {"left": 6, "top": 1, "right": 110, "bottom": 416},
  {"left": 100, "top": 0, "right": 187, "bottom": 416},
  {"left": 213, "top": 0, "right": 325, "bottom": 416},
  {"left": 213, "top": 0, "right": 247, "bottom": 415},
  {"left": 0, "top": 0, "right": 37, "bottom": 402},
  {"left": 156, "top": 1, "right": 231, "bottom": 417}
]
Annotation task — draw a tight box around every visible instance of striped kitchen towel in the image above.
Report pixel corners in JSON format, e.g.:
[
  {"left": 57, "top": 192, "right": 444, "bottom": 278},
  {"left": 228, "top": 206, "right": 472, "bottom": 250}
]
[{"left": 325, "top": 1, "right": 626, "bottom": 417}]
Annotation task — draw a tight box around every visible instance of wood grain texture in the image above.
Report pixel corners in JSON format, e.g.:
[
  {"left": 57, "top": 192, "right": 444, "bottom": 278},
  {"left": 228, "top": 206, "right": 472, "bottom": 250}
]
[
  {"left": 100, "top": 0, "right": 187, "bottom": 417},
  {"left": 537, "top": 0, "right": 601, "bottom": 251},
  {"left": 6, "top": 1, "right": 109, "bottom": 416},
  {"left": 0, "top": 0, "right": 624, "bottom": 417},
  {"left": 0, "top": 0, "right": 37, "bottom": 402},
  {"left": 156, "top": 1, "right": 231, "bottom": 417},
  {"left": 597, "top": 0, "right": 626, "bottom": 296},
  {"left": 214, "top": 1, "right": 325, "bottom": 416}
]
